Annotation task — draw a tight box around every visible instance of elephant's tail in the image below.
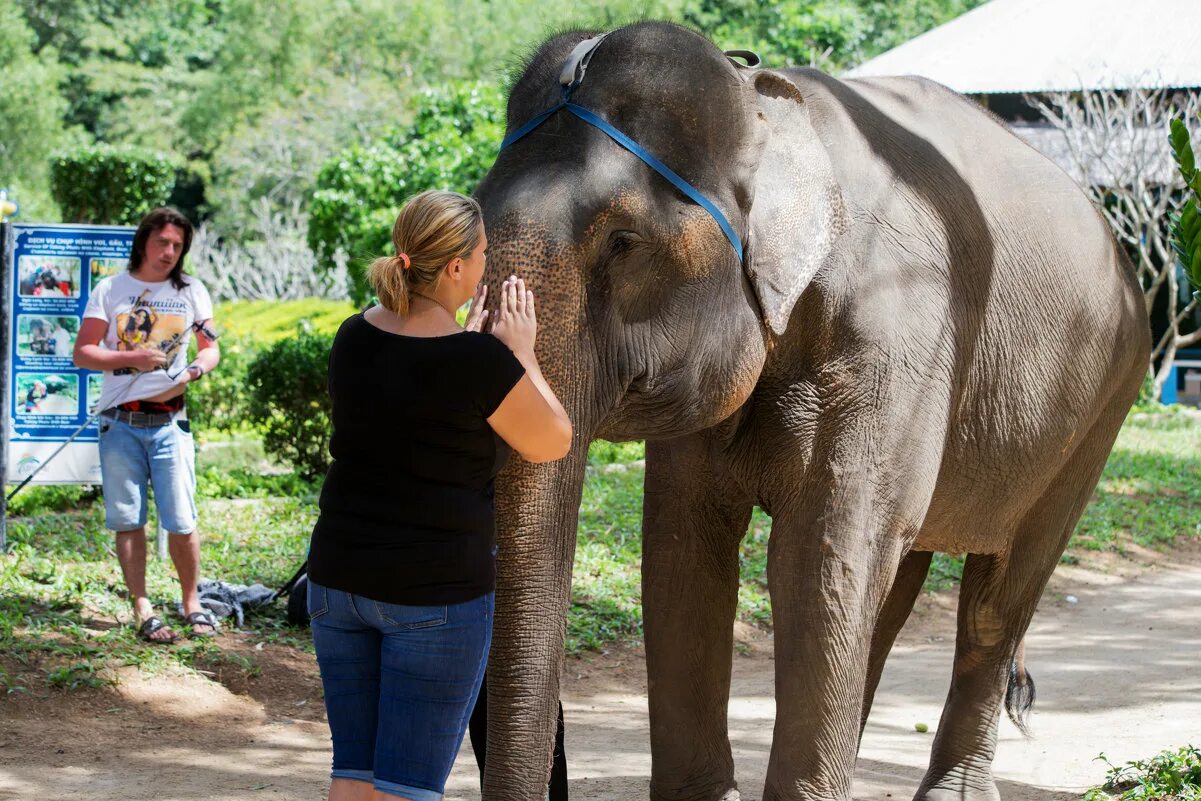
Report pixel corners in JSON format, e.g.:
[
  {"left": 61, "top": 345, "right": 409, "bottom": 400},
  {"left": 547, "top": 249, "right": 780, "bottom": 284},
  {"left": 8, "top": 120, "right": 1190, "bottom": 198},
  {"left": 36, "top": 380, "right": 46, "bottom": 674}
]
[{"left": 1005, "top": 640, "right": 1036, "bottom": 737}]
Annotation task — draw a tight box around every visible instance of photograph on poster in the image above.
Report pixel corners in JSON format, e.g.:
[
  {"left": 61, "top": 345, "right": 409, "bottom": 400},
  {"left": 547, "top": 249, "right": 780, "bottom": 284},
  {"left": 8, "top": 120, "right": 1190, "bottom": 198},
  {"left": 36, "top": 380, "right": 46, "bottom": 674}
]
[
  {"left": 86, "top": 373, "right": 104, "bottom": 415},
  {"left": 16, "top": 373, "right": 79, "bottom": 416},
  {"left": 17, "top": 255, "right": 80, "bottom": 298},
  {"left": 90, "top": 257, "right": 126, "bottom": 287},
  {"left": 17, "top": 316, "right": 80, "bottom": 358}
]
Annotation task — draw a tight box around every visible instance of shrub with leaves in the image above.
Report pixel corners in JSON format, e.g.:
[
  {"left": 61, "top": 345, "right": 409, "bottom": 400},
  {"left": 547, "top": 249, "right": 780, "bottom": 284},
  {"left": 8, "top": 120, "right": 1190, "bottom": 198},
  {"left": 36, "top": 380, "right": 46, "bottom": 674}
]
[
  {"left": 1084, "top": 745, "right": 1201, "bottom": 800},
  {"left": 185, "top": 333, "right": 258, "bottom": 434},
  {"left": 308, "top": 81, "right": 504, "bottom": 304},
  {"left": 245, "top": 328, "right": 333, "bottom": 480},
  {"left": 1170, "top": 113, "right": 1201, "bottom": 300},
  {"left": 50, "top": 143, "right": 178, "bottom": 225}
]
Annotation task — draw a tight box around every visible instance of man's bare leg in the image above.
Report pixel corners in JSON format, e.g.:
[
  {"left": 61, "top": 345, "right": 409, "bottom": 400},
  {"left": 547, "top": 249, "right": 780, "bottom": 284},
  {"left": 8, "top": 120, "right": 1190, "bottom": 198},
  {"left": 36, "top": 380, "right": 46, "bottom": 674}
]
[
  {"left": 116, "top": 527, "right": 175, "bottom": 642},
  {"left": 168, "top": 530, "right": 212, "bottom": 636}
]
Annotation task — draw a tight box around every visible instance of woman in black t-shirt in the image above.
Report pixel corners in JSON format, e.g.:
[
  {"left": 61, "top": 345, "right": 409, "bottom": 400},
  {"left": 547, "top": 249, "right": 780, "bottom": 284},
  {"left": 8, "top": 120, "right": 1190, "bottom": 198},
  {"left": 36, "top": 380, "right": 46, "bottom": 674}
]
[{"left": 307, "top": 190, "right": 572, "bottom": 801}]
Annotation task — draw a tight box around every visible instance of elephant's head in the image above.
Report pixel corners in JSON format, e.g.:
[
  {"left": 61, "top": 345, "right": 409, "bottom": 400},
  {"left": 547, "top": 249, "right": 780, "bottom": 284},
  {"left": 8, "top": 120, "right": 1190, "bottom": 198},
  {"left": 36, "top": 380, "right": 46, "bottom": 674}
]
[{"left": 473, "top": 21, "right": 846, "bottom": 799}]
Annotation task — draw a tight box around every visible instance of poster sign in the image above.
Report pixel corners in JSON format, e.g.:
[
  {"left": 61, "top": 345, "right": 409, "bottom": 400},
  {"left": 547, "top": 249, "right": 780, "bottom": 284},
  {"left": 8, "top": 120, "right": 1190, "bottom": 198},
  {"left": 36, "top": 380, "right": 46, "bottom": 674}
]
[{"left": 6, "top": 224, "right": 134, "bottom": 483}]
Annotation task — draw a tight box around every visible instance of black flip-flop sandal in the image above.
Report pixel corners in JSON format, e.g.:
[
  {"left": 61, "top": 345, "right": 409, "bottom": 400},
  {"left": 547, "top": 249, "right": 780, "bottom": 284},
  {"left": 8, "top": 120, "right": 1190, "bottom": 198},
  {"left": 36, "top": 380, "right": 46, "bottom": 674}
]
[
  {"left": 184, "top": 610, "right": 219, "bottom": 639},
  {"left": 137, "top": 616, "right": 179, "bottom": 644}
]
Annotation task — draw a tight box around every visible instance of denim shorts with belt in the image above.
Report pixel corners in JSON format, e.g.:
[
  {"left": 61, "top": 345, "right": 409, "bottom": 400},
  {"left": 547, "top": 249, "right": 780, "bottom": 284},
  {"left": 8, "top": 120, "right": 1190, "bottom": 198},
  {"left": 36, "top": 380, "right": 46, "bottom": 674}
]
[
  {"left": 308, "top": 580, "right": 493, "bottom": 801},
  {"left": 97, "top": 407, "right": 196, "bottom": 534}
]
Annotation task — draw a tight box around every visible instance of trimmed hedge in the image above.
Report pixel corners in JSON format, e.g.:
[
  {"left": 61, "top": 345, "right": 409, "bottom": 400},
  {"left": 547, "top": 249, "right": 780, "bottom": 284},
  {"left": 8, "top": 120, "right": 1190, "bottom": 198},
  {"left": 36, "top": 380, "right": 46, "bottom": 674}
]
[{"left": 50, "top": 143, "right": 178, "bottom": 225}]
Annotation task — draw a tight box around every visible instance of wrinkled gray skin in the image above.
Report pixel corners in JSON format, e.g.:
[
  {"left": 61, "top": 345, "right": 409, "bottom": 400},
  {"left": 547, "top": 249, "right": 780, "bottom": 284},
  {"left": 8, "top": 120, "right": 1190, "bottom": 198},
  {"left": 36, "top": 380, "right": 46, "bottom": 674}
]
[{"left": 474, "top": 21, "right": 1149, "bottom": 801}]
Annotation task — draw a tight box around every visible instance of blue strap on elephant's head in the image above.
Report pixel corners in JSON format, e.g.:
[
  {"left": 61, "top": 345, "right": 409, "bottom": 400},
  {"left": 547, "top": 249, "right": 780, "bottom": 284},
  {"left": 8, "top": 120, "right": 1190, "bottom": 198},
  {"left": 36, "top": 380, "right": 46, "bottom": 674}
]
[{"left": 499, "top": 33, "right": 746, "bottom": 263}]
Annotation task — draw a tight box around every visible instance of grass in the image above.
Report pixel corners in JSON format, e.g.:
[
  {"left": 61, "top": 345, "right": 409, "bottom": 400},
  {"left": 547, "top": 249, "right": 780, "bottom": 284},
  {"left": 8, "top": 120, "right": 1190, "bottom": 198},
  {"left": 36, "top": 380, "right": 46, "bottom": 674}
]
[
  {"left": 2, "top": 409, "right": 1198, "bottom": 689},
  {"left": 0, "top": 433, "right": 319, "bottom": 694},
  {"left": 1083, "top": 745, "right": 1201, "bottom": 800},
  {"left": 216, "top": 299, "right": 356, "bottom": 343},
  {"left": 1072, "top": 408, "right": 1201, "bottom": 553}
]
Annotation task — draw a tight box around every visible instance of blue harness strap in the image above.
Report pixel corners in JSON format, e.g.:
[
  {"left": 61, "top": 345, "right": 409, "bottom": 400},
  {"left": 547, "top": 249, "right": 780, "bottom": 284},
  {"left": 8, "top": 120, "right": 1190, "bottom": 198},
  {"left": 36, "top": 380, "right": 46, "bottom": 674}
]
[{"left": 499, "top": 37, "right": 744, "bottom": 262}]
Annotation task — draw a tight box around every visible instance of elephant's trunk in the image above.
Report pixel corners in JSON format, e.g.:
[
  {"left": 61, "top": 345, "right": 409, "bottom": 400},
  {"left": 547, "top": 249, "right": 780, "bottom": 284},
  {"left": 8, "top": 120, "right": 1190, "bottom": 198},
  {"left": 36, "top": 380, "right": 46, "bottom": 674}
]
[
  {"left": 475, "top": 208, "right": 597, "bottom": 798},
  {"left": 483, "top": 441, "right": 589, "bottom": 800}
]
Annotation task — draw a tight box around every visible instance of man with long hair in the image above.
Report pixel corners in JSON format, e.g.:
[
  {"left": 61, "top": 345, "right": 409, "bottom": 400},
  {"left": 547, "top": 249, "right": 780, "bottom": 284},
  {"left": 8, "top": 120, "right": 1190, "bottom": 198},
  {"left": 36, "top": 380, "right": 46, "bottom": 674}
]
[{"left": 73, "top": 207, "right": 221, "bottom": 643}]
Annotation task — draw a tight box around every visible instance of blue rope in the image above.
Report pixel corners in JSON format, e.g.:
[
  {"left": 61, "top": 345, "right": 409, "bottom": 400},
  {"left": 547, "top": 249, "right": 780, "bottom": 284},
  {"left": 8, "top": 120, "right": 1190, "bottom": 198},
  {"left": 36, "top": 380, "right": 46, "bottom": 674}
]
[{"left": 499, "top": 99, "right": 744, "bottom": 262}]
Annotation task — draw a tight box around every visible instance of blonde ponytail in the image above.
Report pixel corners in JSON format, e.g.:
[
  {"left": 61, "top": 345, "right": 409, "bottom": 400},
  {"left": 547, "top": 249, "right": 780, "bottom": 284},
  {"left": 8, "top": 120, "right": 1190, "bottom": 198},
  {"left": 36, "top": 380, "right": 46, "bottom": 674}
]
[
  {"left": 369, "top": 254, "right": 413, "bottom": 315},
  {"left": 370, "top": 190, "right": 483, "bottom": 315}
]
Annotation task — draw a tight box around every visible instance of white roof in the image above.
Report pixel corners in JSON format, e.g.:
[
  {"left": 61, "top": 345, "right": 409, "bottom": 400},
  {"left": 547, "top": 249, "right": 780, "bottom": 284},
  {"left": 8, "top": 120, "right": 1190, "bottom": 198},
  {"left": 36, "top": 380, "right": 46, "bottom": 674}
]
[{"left": 845, "top": 0, "right": 1201, "bottom": 94}]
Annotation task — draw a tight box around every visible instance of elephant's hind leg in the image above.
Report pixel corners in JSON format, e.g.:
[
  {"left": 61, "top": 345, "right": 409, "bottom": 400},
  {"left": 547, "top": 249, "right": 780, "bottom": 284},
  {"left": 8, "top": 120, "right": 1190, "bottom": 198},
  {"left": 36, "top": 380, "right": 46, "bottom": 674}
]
[
  {"left": 861, "top": 549, "right": 933, "bottom": 741},
  {"left": 643, "top": 434, "right": 754, "bottom": 801},
  {"left": 915, "top": 420, "right": 1121, "bottom": 801}
]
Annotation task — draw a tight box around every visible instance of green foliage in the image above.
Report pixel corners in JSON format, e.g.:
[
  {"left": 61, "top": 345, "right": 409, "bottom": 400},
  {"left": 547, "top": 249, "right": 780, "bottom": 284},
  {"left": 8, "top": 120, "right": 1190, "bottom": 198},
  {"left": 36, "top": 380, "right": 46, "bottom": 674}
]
[
  {"left": 1170, "top": 114, "right": 1201, "bottom": 299},
  {"left": 218, "top": 299, "right": 355, "bottom": 343},
  {"left": 6, "top": 484, "right": 97, "bottom": 517},
  {"left": 683, "top": 0, "right": 987, "bottom": 70},
  {"left": 185, "top": 299, "right": 353, "bottom": 435},
  {"left": 50, "top": 143, "right": 177, "bottom": 225},
  {"left": 1084, "top": 746, "right": 1201, "bottom": 800},
  {"left": 308, "top": 81, "right": 506, "bottom": 304},
  {"left": 12, "top": 0, "right": 984, "bottom": 233},
  {"left": 245, "top": 328, "right": 334, "bottom": 481},
  {"left": 0, "top": 4, "right": 69, "bottom": 219},
  {"left": 0, "top": 493, "right": 317, "bottom": 692},
  {"left": 185, "top": 333, "right": 258, "bottom": 434},
  {"left": 19, "top": 0, "right": 223, "bottom": 147},
  {"left": 1071, "top": 409, "right": 1201, "bottom": 553}
]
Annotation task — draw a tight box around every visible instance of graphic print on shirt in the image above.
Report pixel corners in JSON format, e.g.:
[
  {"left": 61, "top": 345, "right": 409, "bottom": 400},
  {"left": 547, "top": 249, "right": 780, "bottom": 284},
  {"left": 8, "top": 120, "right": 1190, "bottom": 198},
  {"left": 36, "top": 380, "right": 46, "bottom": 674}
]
[{"left": 113, "top": 289, "right": 188, "bottom": 375}]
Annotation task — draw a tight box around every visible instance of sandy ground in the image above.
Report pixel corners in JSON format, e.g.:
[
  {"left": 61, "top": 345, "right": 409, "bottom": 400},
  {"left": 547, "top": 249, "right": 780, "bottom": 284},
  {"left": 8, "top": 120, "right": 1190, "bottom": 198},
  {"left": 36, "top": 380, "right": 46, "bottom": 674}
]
[{"left": 2, "top": 546, "right": 1199, "bottom": 801}]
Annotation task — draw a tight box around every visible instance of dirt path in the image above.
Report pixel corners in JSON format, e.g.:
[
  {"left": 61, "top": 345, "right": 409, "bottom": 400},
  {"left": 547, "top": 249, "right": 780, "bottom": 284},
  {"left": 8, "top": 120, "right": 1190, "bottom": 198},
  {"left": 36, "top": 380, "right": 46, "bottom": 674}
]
[{"left": 3, "top": 549, "right": 1199, "bottom": 801}]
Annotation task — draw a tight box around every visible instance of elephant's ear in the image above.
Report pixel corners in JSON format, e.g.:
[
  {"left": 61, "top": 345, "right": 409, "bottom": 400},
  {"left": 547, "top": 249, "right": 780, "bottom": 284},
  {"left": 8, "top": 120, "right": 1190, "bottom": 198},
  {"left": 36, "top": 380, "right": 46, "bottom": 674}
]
[{"left": 743, "top": 70, "right": 846, "bottom": 336}]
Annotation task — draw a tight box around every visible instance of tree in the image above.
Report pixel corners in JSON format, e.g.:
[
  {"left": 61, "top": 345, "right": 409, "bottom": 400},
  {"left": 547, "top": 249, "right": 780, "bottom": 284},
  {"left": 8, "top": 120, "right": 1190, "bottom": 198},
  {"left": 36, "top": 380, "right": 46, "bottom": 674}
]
[
  {"left": 308, "top": 81, "right": 505, "bottom": 304},
  {"left": 1035, "top": 89, "right": 1201, "bottom": 400},
  {"left": 682, "top": 0, "right": 987, "bottom": 71},
  {"left": 17, "top": 0, "right": 222, "bottom": 150},
  {"left": 0, "top": 5, "right": 70, "bottom": 219}
]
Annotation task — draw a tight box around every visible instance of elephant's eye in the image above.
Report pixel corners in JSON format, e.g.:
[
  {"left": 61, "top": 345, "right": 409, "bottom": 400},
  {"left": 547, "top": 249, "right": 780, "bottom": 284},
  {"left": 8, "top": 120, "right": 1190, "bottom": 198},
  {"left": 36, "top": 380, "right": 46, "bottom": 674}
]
[{"left": 608, "top": 230, "right": 643, "bottom": 257}]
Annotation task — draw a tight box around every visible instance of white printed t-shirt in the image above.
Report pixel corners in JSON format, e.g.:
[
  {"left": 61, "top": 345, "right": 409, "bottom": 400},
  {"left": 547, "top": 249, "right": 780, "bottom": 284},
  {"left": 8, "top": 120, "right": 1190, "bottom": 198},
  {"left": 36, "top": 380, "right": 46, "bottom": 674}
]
[{"left": 84, "top": 272, "right": 214, "bottom": 412}]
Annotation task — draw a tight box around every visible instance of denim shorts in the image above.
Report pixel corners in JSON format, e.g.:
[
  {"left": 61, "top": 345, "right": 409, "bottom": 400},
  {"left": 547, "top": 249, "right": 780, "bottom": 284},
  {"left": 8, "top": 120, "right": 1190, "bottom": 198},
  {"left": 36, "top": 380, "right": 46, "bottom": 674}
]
[
  {"left": 98, "top": 414, "right": 197, "bottom": 534},
  {"left": 308, "top": 581, "right": 493, "bottom": 801}
]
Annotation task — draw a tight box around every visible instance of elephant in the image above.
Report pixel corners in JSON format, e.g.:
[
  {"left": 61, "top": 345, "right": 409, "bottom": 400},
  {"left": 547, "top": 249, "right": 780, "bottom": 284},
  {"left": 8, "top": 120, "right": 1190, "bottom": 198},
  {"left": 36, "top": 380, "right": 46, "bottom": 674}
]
[{"left": 473, "top": 21, "right": 1150, "bottom": 801}]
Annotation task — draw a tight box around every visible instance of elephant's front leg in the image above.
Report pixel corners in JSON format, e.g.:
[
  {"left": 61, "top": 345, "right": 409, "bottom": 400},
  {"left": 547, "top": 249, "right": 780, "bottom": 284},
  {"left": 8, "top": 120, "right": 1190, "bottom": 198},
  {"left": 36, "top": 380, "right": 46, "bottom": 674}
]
[
  {"left": 643, "top": 435, "right": 754, "bottom": 801},
  {"left": 764, "top": 482, "right": 907, "bottom": 801}
]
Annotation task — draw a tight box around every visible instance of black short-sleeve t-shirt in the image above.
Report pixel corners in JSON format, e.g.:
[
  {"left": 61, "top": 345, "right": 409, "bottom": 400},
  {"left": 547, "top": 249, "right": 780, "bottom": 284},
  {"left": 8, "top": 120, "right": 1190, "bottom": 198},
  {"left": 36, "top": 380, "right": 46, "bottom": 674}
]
[{"left": 307, "top": 312, "right": 526, "bottom": 605}]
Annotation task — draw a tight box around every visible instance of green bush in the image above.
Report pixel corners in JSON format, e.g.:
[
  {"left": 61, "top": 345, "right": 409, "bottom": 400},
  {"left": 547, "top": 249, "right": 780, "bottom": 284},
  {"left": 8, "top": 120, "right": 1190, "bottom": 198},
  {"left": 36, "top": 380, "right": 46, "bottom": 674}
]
[
  {"left": 1084, "top": 745, "right": 1201, "bottom": 800},
  {"left": 308, "top": 81, "right": 504, "bottom": 304},
  {"left": 50, "top": 143, "right": 177, "bottom": 225},
  {"left": 185, "top": 333, "right": 258, "bottom": 433},
  {"left": 185, "top": 299, "right": 354, "bottom": 435},
  {"left": 245, "top": 327, "right": 333, "bottom": 480}
]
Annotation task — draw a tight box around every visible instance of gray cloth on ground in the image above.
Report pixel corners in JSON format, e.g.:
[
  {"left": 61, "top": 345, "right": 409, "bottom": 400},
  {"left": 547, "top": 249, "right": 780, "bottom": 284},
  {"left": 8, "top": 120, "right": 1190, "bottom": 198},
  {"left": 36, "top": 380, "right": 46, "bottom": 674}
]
[{"left": 175, "top": 579, "right": 276, "bottom": 628}]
